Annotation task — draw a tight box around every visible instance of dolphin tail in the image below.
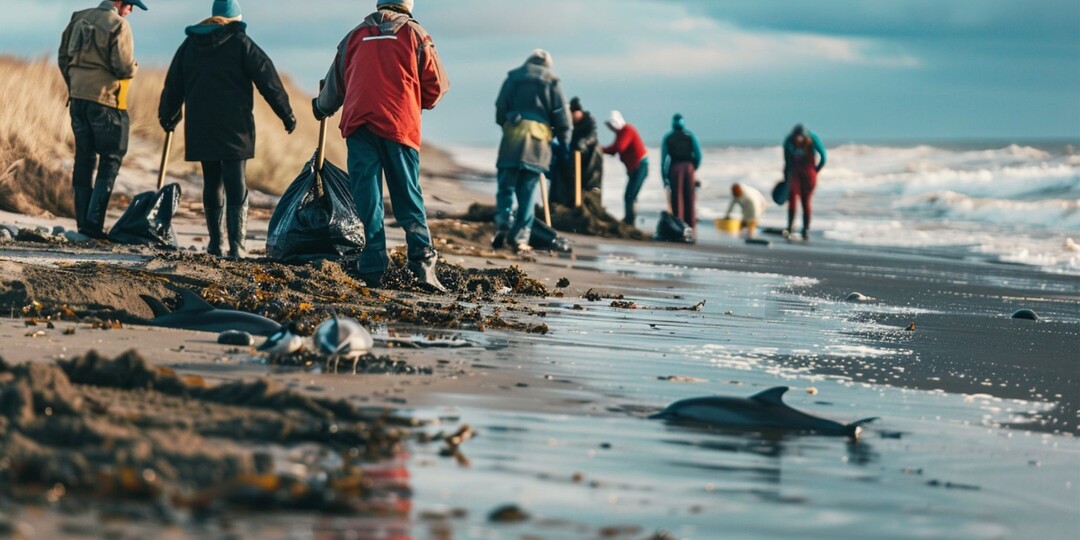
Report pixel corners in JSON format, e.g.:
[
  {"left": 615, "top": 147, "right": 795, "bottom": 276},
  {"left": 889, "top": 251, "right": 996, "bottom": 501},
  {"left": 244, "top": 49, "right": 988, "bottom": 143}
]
[{"left": 140, "top": 295, "right": 172, "bottom": 318}]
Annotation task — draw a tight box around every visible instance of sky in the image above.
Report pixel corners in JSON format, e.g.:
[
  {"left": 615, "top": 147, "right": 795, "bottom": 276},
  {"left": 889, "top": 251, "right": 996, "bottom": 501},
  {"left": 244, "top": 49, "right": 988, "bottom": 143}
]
[{"left": 4, "top": 0, "right": 1078, "bottom": 146}]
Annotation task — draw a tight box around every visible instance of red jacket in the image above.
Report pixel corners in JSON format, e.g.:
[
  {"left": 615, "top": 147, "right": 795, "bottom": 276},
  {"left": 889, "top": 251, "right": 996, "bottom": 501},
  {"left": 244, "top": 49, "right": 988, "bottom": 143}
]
[
  {"left": 603, "top": 124, "right": 648, "bottom": 173},
  {"left": 315, "top": 10, "right": 449, "bottom": 150}
]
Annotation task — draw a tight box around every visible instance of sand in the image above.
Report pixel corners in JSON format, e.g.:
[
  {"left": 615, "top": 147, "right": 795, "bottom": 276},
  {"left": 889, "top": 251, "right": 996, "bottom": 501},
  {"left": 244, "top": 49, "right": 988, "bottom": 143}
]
[{"left": 1, "top": 166, "right": 1078, "bottom": 537}]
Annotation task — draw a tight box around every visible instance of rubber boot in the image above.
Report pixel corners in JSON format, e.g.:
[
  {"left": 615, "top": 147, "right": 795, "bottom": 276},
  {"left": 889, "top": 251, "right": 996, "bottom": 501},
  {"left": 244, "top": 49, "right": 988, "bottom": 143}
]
[
  {"left": 204, "top": 206, "right": 224, "bottom": 257},
  {"left": 802, "top": 215, "right": 811, "bottom": 241},
  {"left": 73, "top": 185, "right": 92, "bottom": 233},
  {"left": 226, "top": 195, "right": 248, "bottom": 260},
  {"left": 359, "top": 271, "right": 384, "bottom": 289},
  {"left": 408, "top": 251, "right": 448, "bottom": 294},
  {"left": 492, "top": 227, "right": 509, "bottom": 250}
]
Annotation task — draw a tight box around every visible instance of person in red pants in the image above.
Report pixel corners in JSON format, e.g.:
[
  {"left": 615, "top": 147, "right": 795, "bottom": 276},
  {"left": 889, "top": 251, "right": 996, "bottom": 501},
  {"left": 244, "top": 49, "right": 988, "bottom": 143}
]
[
  {"left": 661, "top": 113, "right": 702, "bottom": 228},
  {"left": 783, "top": 124, "right": 827, "bottom": 240}
]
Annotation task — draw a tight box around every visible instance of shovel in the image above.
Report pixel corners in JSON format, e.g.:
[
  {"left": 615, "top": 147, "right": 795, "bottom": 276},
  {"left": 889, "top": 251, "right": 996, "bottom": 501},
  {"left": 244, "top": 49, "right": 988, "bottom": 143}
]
[
  {"left": 314, "top": 81, "right": 329, "bottom": 198},
  {"left": 157, "top": 131, "right": 174, "bottom": 190}
]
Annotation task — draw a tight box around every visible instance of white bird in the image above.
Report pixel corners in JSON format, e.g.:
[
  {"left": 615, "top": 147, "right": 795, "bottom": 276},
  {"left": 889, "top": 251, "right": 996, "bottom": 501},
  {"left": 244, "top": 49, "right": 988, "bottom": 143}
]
[
  {"left": 315, "top": 314, "right": 374, "bottom": 373},
  {"left": 257, "top": 322, "right": 304, "bottom": 359}
]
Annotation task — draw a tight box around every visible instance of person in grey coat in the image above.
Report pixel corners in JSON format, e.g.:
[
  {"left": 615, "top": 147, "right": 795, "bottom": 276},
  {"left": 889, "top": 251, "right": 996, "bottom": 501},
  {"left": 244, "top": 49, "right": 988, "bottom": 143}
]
[{"left": 493, "top": 49, "right": 570, "bottom": 253}]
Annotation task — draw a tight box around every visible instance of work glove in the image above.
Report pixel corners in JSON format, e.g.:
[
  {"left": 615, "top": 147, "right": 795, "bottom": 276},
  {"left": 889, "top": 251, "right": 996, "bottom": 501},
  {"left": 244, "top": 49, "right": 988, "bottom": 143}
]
[
  {"left": 160, "top": 116, "right": 179, "bottom": 133},
  {"left": 284, "top": 115, "right": 297, "bottom": 134},
  {"left": 312, "top": 98, "right": 329, "bottom": 121}
]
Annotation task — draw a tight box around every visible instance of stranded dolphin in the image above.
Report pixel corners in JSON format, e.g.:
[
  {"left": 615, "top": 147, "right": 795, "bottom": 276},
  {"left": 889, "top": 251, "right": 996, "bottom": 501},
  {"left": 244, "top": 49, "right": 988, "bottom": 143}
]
[
  {"left": 140, "top": 289, "right": 282, "bottom": 336},
  {"left": 651, "top": 387, "right": 878, "bottom": 439}
]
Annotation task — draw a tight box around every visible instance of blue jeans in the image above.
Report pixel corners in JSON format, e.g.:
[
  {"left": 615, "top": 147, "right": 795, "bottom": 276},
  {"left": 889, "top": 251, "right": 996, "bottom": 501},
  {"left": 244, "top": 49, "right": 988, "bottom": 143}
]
[
  {"left": 495, "top": 167, "right": 541, "bottom": 246},
  {"left": 347, "top": 127, "right": 435, "bottom": 275},
  {"left": 623, "top": 157, "right": 649, "bottom": 223}
]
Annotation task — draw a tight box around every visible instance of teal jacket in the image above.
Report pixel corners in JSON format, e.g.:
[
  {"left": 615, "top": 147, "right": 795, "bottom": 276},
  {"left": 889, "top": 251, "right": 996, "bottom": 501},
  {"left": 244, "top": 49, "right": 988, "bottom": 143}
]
[
  {"left": 783, "top": 131, "right": 827, "bottom": 173},
  {"left": 661, "top": 127, "right": 702, "bottom": 187}
]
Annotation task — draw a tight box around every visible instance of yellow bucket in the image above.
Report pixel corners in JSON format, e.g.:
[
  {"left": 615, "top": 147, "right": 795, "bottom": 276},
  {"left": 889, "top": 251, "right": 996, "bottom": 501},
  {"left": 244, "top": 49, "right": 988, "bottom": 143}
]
[{"left": 715, "top": 218, "right": 742, "bottom": 234}]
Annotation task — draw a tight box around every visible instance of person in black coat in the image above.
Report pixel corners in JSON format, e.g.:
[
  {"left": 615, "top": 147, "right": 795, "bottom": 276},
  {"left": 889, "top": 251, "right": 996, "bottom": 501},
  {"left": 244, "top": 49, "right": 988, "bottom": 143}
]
[{"left": 159, "top": 4, "right": 295, "bottom": 259}]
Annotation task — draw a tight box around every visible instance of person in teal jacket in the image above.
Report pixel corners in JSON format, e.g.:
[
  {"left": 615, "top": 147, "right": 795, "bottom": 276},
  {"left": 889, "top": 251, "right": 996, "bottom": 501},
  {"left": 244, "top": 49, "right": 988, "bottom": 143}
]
[
  {"left": 782, "top": 124, "right": 826, "bottom": 240},
  {"left": 661, "top": 113, "right": 702, "bottom": 227}
]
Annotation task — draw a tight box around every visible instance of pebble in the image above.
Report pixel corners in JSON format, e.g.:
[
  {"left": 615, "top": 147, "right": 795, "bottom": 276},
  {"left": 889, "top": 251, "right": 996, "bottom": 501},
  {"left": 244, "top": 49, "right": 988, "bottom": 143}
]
[
  {"left": 1011, "top": 309, "right": 1039, "bottom": 321},
  {"left": 217, "top": 330, "right": 255, "bottom": 347},
  {"left": 806, "top": 387, "right": 819, "bottom": 395},
  {"left": 488, "top": 504, "right": 530, "bottom": 523},
  {"left": 0, "top": 229, "right": 12, "bottom": 242},
  {"left": 52, "top": 225, "right": 66, "bottom": 235},
  {"left": 63, "top": 231, "right": 91, "bottom": 243}
]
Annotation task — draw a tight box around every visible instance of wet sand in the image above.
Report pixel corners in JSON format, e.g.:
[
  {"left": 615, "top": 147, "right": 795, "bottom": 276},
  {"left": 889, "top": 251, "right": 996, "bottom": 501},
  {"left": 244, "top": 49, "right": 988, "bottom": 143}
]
[{"left": 1, "top": 194, "right": 1078, "bottom": 537}]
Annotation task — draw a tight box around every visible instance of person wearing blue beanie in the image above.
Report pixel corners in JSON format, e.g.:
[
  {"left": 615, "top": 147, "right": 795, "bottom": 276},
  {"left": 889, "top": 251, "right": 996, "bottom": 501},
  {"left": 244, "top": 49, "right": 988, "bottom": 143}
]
[
  {"left": 661, "top": 113, "right": 703, "bottom": 228},
  {"left": 213, "top": 0, "right": 241, "bottom": 20},
  {"left": 376, "top": 0, "right": 414, "bottom": 13}
]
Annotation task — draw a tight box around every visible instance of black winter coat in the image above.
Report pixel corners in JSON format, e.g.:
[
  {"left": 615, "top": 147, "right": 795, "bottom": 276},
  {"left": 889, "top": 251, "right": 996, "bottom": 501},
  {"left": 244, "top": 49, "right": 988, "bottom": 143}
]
[
  {"left": 159, "top": 21, "right": 294, "bottom": 162},
  {"left": 569, "top": 112, "right": 603, "bottom": 193}
]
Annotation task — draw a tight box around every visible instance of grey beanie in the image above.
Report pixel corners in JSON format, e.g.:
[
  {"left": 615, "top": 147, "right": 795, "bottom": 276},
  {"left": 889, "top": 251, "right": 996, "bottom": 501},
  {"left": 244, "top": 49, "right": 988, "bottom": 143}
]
[{"left": 377, "top": 0, "right": 414, "bottom": 12}]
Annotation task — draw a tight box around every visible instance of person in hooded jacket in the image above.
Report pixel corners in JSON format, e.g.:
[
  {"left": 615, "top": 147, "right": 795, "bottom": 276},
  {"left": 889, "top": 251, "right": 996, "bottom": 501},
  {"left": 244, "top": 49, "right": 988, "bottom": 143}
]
[
  {"left": 567, "top": 97, "right": 603, "bottom": 202},
  {"left": 314, "top": 0, "right": 450, "bottom": 292},
  {"left": 782, "top": 124, "right": 827, "bottom": 240},
  {"left": 661, "top": 113, "right": 702, "bottom": 228},
  {"left": 493, "top": 49, "right": 571, "bottom": 253},
  {"left": 603, "top": 111, "right": 649, "bottom": 225},
  {"left": 159, "top": 0, "right": 295, "bottom": 259}
]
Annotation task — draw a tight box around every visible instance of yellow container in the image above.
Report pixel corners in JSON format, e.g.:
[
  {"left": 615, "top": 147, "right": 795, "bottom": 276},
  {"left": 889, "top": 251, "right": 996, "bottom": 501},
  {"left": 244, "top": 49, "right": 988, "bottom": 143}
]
[{"left": 715, "top": 218, "right": 742, "bottom": 234}]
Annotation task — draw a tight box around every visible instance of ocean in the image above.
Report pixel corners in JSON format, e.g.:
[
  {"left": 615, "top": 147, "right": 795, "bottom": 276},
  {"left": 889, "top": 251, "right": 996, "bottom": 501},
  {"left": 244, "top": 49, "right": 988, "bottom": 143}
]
[{"left": 450, "top": 141, "right": 1080, "bottom": 275}]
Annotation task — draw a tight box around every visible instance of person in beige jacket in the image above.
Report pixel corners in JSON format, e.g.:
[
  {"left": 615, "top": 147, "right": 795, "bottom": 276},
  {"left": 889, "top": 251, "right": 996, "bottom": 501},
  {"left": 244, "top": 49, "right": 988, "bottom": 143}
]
[{"left": 58, "top": 0, "right": 147, "bottom": 239}]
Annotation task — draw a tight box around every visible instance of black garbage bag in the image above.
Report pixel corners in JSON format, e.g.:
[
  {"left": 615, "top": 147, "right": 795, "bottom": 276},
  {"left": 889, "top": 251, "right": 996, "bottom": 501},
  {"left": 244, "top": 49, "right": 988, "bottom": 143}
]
[
  {"left": 108, "top": 183, "right": 181, "bottom": 250},
  {"left": 655, "top": 211, "right": 695, "bottom": 244},
  {"left": 267, "top": 153, "right": 365, "bottom": 264},
  {"left": 530, "top": 219, "right": 573, "bottom": 253}
]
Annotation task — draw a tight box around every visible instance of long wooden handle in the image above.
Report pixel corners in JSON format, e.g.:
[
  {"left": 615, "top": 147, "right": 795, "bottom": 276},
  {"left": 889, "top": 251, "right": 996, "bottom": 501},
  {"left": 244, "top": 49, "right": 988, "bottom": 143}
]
[
  {"left": 316, "top": 118, "right": 328, "bottom": 173},
  {"left": 574, "top": 151, "right": 582, "bottom": 208},
  {"left": 538, "top": 174, "right": 552, "bottom": 227},
  {"left": 157, "top": 131, "right": 174, "bottom": 190}
]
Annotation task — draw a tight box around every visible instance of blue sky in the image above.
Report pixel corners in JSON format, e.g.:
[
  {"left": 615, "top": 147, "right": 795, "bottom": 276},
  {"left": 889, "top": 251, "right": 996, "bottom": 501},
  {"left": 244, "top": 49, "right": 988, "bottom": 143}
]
[{"left": 4, "top": 0, "right": 1078, "bottom": 145}]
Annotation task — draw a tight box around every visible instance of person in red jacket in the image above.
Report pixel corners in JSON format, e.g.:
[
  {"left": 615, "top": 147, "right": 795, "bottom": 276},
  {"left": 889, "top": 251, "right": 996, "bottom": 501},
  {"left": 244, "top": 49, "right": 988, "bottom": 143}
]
[
  {"left": 603, "top": 110, "right": 649, "bottom": 225},
  {"left": 314, "top": 0, "right": 449, "bottom": 292}
]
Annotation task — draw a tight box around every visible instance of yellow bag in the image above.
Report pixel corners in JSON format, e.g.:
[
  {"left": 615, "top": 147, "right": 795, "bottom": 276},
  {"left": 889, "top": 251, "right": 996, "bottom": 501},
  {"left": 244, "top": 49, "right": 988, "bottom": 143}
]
[{"left": 117, "top": 79, "right": 131, "bottom": 111}]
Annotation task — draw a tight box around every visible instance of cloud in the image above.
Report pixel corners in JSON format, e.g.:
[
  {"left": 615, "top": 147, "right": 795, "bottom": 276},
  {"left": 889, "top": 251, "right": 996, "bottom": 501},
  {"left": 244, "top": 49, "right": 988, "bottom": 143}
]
[{"left": 564, "top": 16, "right": 920, "bottom": 77}]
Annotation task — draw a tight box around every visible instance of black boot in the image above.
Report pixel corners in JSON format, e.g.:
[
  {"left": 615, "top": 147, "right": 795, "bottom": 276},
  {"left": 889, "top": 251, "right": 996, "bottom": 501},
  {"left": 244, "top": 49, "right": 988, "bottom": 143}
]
[
  {"left": 492, "top": 228, "right": 508, "bottom": 250},
  {"left": 408, "top": 251, "right": 448, "bottom": 294},
  {"left": 204, "top": 205, "right": 224, "bottom": 257},
  {"left": 73, "top": 185, "right": 92, "bottom": 233},
  {"left": 226, "top": 195, "right": 248, "bottom": 260},
  {"left": 359, "top": 272, "right": 384, "bottom": 289}
]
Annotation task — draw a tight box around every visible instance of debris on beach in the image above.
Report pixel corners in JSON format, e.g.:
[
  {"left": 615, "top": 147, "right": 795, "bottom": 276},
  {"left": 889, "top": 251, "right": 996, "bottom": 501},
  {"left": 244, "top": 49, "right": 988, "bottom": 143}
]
[
  {"left": 905, "top": 322, "right": 917, "bottom": 332},
  {"left": 1011, "top": 309, "right": 1040, "bottom": 321},
  {"left": 583, "top": 289, "right": 625, "bottom": 302},
  {"left": 0, "top": 350, "right": 408, "bottom": 515},
  {"left": 846, "top": 292, "right": 875, "bottom": 303},
  {"left": 488, "top": 503, "right": 530, "bottom": 523}
]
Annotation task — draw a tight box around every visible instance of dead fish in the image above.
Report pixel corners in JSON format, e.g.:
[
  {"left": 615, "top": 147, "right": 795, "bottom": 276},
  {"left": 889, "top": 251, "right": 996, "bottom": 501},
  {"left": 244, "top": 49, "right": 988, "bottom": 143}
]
[{"left": 141, "top": 289, "right": 281, "bottom": 336}]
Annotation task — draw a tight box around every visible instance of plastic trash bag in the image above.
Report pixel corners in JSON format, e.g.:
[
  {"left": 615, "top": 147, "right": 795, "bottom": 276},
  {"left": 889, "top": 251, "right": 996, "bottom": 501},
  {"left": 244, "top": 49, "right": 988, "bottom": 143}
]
[
  {"left": 655, "top": 211, "right": 695, "bottom": 244},
  {"left": 108, "top": 183, "right": 181, "bottom": 250},
  {"left": 530, "top": 219, "right": 572, "bottom": 253},
  {"left": 772, "top": 179, "right": 789, "bottom": 206},
  {"left": 267, "top": 152, "right": 365, "bottom": 264}
]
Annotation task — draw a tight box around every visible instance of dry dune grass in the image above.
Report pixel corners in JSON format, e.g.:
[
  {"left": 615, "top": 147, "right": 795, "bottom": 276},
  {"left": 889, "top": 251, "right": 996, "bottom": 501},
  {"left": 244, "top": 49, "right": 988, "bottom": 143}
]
[{"left": 0, "top": 55, "right": 347, "bottom": 218}]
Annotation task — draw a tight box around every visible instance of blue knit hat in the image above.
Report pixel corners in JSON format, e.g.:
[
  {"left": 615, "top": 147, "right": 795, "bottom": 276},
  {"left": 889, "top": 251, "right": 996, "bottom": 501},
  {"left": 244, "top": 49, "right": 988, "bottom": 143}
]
[
  {"left": 212, "top": 0, "right": 241, "bottom": 19},
  {"left": 377, "top": 0, "right": 414, "bottom": 13}
]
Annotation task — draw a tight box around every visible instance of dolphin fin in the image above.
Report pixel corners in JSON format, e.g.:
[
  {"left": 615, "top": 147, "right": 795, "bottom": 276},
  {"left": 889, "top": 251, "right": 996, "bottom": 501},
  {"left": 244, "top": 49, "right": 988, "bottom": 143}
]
[
  {"left": 140, "top": 295, "right": 172, "bottom": 318},
  {"left": 749, "top": 386, "right": 789, "bottom": 406},
  {"left": 176, "top": 289, "right": 216, "bottom": 313}
]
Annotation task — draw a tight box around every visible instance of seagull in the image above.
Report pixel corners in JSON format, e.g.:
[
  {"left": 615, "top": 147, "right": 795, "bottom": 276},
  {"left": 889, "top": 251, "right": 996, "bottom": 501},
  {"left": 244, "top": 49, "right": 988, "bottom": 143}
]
[
  {"left": 257, "top": 322, "right": 303, "bottom": 359},
  {"left": 315, "top": 314, "right": 374, "bottom": 373}
]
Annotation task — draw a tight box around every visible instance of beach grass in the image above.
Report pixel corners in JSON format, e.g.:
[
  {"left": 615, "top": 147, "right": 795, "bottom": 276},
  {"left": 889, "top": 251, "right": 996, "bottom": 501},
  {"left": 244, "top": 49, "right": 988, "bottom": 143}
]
[{"left": 0, "top": 55, "right": 346, "bottom": 217}]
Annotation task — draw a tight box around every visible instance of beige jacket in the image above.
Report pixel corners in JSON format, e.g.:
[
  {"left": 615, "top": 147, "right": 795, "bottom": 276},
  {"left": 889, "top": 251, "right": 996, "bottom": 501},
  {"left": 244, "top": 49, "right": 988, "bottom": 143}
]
[{"left": 58, "top": 1, "right": 138, "bottom": 109}]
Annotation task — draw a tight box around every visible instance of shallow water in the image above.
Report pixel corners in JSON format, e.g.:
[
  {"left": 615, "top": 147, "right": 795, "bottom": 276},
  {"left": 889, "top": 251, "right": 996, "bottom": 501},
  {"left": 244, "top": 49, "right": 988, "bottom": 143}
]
[{"left": 379, "top": 247, "right": 1079, "bottom": 539}]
